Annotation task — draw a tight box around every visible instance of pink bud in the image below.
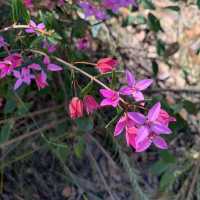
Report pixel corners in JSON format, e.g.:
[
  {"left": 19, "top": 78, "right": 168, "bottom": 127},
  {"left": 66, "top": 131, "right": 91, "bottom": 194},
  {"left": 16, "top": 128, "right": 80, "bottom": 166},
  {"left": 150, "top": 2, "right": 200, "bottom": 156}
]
[
  {"left": 96, "top": 57, "right": 117, "bottom": 73},
  {"left": 69, "top": 97, "right": 84, "bottom": 119},
  {"left": 157, "top": 109, "right": 176, "bottom": 126},
  {"left": 83, "top": 95, "right": 99, "bottom": 114},
  {"left": 35, "top": 71, "right": 48, "bottom": 90}
]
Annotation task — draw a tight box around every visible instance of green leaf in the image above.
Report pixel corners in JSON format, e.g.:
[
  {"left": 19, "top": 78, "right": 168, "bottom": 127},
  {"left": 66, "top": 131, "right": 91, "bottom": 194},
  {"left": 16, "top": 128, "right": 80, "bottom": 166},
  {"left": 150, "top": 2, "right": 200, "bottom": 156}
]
[
  {"left": 72, "top": 19, "right": 88, "bottom": 38},
  {"left": 110, "top": 70, "right": 116, "bottom": 89},
  {"left": 197, "top": 0, "right": 200, "bottom": 9},
  {"left": 152, "top": 60, "right": 158, "bottom": 77},
  {"left": 0, "top": 122, "right": 14, "bottom": 144},
  {"left": 156, "top": 39, "right": 166, "bottom": 57},
  {"left": 80, "top": 81, "right": 93, "bottom": 97},
  {"left": 74, "top": 137, "right": 86, "bottom": 159},
  {"left": 4, "top": 99, "right": 16, "bottom": 114},
  {"left": 183, "top": 100, "right": 198, "bottom": 115},
  {"left": 164, "top": 6, "right": 180, "bottom": 12},
  {"left": 76, "top": 117, "right": 94, "bottom": 132},
  {"left": 160, "top": 170, "right": 176, "bottom": 191},
  {"left": 11, "top": 0, "right": 30, "bottom": 23},
  {"left": 159, "top": 150, "right": 176, "bottom": 163},
  {"left": 151, "top": 160, "right": 170, "bottom": 175},
  {"left": 141, "top": 0, "right": 155, "bottom": 10},
  {"left": 147, "top": 13, "right": 163, "bottom": 32}
]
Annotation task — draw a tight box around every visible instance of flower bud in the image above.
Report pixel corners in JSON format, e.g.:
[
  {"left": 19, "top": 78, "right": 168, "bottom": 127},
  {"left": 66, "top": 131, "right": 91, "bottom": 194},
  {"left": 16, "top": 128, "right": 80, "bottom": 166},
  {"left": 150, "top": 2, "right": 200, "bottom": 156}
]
[
  {"left": 69, "top": 97, "right": 84, "bottom": 119},
  {"left": 83, "top": 95, "right": 99, "bottom": 114},
  {"left": 96, "top": 58, "right": 117, "bottom": 73}
]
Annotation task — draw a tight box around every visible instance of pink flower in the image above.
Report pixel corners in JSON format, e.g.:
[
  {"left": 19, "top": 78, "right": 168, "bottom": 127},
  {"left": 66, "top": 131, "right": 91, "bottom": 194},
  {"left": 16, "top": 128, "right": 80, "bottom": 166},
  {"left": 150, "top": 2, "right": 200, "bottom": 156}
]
[
  {"left": 35, "top": 71, "right": 48, "bottom": 90},
  {"left": 0, "top": 36, "right": 8, "bottom": 48},
  {"left": 83, "top": 95, "right": 99, "bottom": 114},
  {"left": 96, "top": 58, "right": 118, "bottom": 73},
  {"left": 23, "top": 0, "right": 34, "bottom": 9},
  {"left": 0, "top": 60, "right": 13, "bottom": 78},
  {"left": 114, "top": 113, "right": 135, "bottom": 136},
  {"left": 42, "top": 41, "right": 57, "bottom": 53},
  {"left": 28, "top": 63, "right": 41, "bottom": 71},
  {"left": 43, "top": 55, "right": 62, "bottom": 71},
  {"left": 25, "top": 20, "right": 46, "bottom": 35},
  {"left": 76, "top": 37, "right": 90, "bottom": 50},
  {"left": 69, "top": 97, "right": 84, "bottom": 119},
  {"left": 100, "top": 89, "right": 120, "bottom": 107},
  {"left": 57, "top": 0, "right": 65, "bottom": 6},
  {"left": 13, "top": 68, "right": 34, "bottom": 90},
  {"left": 128, "top": 102, "right": 172, "bottom": 152},
  {"left": 5, "top": 53, "right": 23, "bottom": 68},
  {"left": 0, "top": 53, "right": 22, "bottom": 78},
  {"left": 120, "top": 70, "right": 153, "bottom": 102},
  {"left": 136, "top": 133, "right": 168, "bottom": 152},
  {"left": 157, "top": 109, "right": 176, "bottom": 126},
  {"left": 125, "top": 126, "right": 138, "bottom": 149}
]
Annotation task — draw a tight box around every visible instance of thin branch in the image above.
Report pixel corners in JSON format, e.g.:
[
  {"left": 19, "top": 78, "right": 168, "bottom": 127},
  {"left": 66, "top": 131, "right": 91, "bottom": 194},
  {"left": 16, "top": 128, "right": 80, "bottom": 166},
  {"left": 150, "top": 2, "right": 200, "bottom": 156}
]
[
  {"left": 0, "top": 103, "right": 65, "bottom": 125},
  {"left": 0, "top": 118, "right": 67, "bottom": 149}
]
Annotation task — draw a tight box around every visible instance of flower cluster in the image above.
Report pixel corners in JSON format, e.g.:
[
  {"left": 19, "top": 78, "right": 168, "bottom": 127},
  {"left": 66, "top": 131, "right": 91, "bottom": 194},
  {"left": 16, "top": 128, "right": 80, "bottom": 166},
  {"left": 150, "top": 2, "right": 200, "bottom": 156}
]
[
  {"left": 78, "top": 0, "right": 137, "bottom": 20},
  {"left": 0, "top": 36, "right": 62, "bottom": 90},
  {"left": 69, "top": 57, "right": 176, "bottom": 152}
]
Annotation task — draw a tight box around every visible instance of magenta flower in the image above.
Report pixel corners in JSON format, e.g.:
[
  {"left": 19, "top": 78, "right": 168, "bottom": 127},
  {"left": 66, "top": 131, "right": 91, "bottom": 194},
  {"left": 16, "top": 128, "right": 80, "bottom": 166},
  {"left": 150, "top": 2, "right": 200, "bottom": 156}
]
[
  {"left": 0, "top": 60, "right": 13, "bottom": 78},
  {"left": 0, "top": 36, "right": 8, "bottom": 48},
  {"left": 28, "top": 63, "right": 41, "bottom": 71},
  {"left": 76, "top": 37, "right": 90, "bottom": 50},
  {"left": 0, "top": 53, "right": 22, "bottom": 78},
  {"left": 25, "top": 20, "right": 46, "bottom": 35},
  {"left": 43, "top": 55, "right": 62, "bottom": 71},
  {"left": 114, "top": 113, "right": 135, "bottom": 136},
  {"left": 23, "top": 0, "right": 34, "bottom": 9},
  {"left": 35, "top": 71, "right": 48, "bottom": 90},
  {"left": 83, "top": 95, "right": 99, "bottom": 114},
  {"left": 157, "top": 109, "right": 176, "bottom": 126},
  {"left": 13, "top": 68, "right": 34, "bottom": 90},
  {"left": 42, "top": 41, "right": 57, "bottom": 53},
  {"left": 6, "top": 53, "right": 23, "bottom": 68},
  {"left": 136, "top": 133, "right": 168, "bottom": 152},
  {"left": 125, "top": 126, "right": 138, "bottom": 149},
  {"left": 120, "top": 70, "right": 153, "bottom": 102},
  {"left": 100, "top": 89, "right": 120, "bottom": 107},
  {"left": 128, "top": 102, "right": 172, "bottom": 151}
]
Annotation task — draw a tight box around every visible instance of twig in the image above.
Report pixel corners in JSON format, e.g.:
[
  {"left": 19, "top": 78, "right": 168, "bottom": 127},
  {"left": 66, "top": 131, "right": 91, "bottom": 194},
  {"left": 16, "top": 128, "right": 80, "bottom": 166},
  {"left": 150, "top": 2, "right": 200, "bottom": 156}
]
[
  {"left": 186, "top": 158, "right": 200, "bottom": 200},
  {"left": 0, "top": 103, "right": 65, "bottom": 125},
  {"left": 87, "top": 148, "right": 118, "bottom": 200},
  {"left": 0, "top": 118, "right": 67, "bottom": 149},
  {"left": 149, "top": 88, "right": 200, "bottom": 94}
]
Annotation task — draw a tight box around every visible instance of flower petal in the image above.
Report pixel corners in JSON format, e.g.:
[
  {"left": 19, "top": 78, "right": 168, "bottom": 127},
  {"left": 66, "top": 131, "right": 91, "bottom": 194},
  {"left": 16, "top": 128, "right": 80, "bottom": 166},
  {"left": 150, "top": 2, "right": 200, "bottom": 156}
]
[
  {"left": 147, "top": 102, "right": 161, "bottom": 122},
  {"left": 133, "top": 91, "right": 144, "bottom": 102},
  {"left": 153, "top": 136, "right": 168, "bottom": 149},
  {"left": 151, "top": 123, "right": 172, "bottom": 134},
  {"left": 114, "top": 116, "right": 126, "bottom": 136},
  {"left": 100, "top": 89, "right": 114, "bottom": 98},
  {"left": 126, "top": 70, "right": 135, "bottom": 86},
  {"left": 47, "top": 64, "right": 62, "bottom": 71},
  {"left": 100, "top": 99, "right": 113, "bottom": 107},
  {"left": 136, "top": 138, "right": 151, "bottom": 152},
  {"left": 119, "top": 86, "right": 132, "bottom": 95},
  {"left": 128, "top": 112, "right": 145, "bottom": 125},
  {"left": 135, "top": 126, "right": 149, "bottom": 145},
  {"left": 135, "top": 79, "right": 153, "bottom": 91},
  {"left": 14, "top": 79, "right": 23, "bottom": 90}
]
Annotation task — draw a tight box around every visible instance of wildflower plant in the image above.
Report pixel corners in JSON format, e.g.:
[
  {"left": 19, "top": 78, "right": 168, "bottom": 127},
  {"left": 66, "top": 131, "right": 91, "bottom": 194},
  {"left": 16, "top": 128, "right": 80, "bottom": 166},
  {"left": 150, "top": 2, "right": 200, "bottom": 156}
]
[{"left": 0, "top": 0, "right": 183, "bottom": 198}]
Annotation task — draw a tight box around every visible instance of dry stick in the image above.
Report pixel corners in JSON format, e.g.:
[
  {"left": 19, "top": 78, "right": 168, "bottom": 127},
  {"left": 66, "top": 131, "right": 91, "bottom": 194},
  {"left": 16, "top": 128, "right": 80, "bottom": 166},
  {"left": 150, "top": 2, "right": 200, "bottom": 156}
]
[
  {"left": 0, "top": 118, "right": 67, "bottom": 149},
  {"left": 186, "top": 159, "right": 200, "bottom": 200},
  {"left": 87, "top": 149, "right": 118, "bottom": 200},
  {"left": 0, "top": 25, "right": 28, "bottom": 33},
  {"left": 0, "top": 103, "right": 65, "bottom": 125}
]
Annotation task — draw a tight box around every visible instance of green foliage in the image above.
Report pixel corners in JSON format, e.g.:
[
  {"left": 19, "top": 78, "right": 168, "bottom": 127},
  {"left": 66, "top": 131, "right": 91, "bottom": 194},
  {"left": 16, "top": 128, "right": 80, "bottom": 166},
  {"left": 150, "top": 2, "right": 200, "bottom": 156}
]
[
  {"left": 147, "top": 13, "right": 163, "bottom": 32},
  {"left": 0, "top": 121, "right": 14, "bottom": 144},
  {"left": 11, "top": 0, "right": 30, "bottom": 23}
]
